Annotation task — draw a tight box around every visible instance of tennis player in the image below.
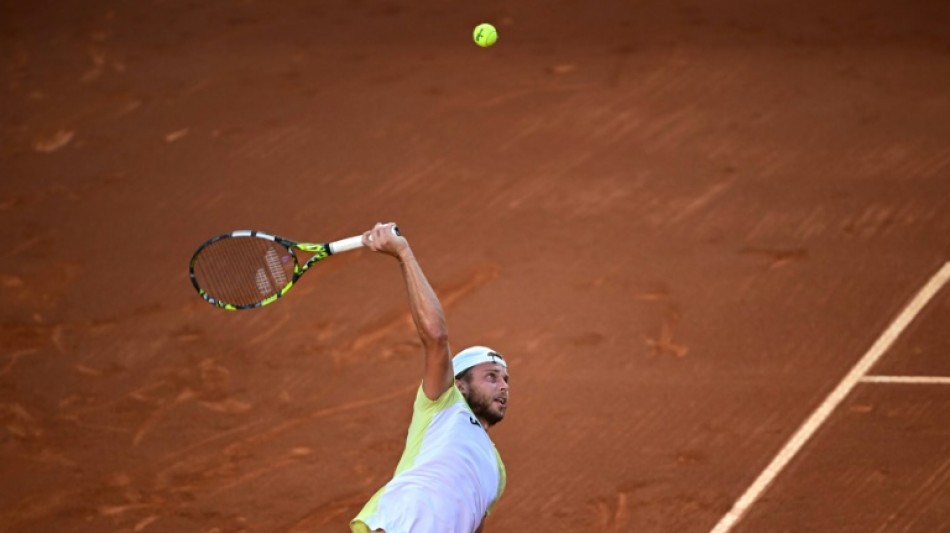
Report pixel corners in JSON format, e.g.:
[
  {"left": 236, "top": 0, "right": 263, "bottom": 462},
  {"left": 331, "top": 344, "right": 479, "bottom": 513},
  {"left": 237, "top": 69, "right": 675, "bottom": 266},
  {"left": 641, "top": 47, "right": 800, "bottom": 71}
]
[{"left": 350, "top": 223, "right": 509, "bottom": 533}]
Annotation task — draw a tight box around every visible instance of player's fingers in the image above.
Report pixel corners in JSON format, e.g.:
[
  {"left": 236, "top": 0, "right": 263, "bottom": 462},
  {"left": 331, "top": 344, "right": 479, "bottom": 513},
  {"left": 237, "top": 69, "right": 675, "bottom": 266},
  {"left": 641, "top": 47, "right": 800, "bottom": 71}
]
[
  {"left": 364, "top": 222, "right": 400, "bottom": 251},
  {"left": 371, "top": 222, "right": 386, "bottom": 243},
  {"left": 374, "top": 223, "right": 397, "bottom": 242}
]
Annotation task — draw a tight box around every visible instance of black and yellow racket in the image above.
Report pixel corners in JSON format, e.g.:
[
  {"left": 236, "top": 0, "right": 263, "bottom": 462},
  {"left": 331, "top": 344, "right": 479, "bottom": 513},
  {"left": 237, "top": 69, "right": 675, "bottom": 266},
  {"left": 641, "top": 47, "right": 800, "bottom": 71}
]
[{"left": 189, "top": 228, "right": 398, "bottom": 310}]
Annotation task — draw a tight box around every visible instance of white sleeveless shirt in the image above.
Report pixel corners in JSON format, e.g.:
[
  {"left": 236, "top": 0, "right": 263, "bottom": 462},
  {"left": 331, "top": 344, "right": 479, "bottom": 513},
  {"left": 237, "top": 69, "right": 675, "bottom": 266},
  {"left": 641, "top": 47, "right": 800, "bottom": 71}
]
[{"left": 351, "top": 384, "right": 507, "bottom": 533}]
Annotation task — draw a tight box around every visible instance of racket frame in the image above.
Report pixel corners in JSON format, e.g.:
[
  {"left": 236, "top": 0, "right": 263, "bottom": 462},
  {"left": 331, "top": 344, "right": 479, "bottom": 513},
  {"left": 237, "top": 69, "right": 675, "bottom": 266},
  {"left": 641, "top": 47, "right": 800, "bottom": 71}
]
[{"left": 189, "top": 230, "right": 353, "bottom": 310}]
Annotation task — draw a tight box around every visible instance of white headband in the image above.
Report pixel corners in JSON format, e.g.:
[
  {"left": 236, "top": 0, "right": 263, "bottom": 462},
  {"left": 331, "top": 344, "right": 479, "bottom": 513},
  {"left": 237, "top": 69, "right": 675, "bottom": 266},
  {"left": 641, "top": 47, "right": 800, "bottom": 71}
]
[{"left": 452, "top": 346, "right": 507, "bottom": 377}]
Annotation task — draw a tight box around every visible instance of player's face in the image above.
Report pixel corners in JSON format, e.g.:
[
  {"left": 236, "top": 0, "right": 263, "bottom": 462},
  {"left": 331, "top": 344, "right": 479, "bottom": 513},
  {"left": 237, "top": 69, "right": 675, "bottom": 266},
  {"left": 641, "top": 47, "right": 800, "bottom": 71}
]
[{"left": 458, "top": 363, "right": 509, "bottom": 427}]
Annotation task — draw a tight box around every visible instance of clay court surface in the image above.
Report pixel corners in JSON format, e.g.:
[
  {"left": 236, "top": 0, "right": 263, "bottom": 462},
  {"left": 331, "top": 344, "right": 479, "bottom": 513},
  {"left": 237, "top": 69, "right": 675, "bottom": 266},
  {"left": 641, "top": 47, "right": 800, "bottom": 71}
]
[{"left": 2, "top": 1, "right": 950, "bottom": 531}]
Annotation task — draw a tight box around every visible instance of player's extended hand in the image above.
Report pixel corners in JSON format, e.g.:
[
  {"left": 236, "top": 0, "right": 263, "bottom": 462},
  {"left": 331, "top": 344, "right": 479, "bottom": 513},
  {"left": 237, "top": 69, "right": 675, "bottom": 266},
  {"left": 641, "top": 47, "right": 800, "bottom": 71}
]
[{"left": 362, "top": 222, "right": 409, "bottom": 260}]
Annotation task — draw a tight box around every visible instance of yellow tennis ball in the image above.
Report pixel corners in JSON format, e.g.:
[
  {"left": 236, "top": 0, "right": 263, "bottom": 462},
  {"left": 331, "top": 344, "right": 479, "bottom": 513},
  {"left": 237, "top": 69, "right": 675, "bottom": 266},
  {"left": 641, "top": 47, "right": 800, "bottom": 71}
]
[{"left": 473, "top": 23, "right": 498, "bottom": 48}]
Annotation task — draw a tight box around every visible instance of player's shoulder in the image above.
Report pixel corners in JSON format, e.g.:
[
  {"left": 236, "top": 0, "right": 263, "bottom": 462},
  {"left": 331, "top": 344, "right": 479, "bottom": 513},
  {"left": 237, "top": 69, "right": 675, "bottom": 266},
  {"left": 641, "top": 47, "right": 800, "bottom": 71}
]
[{"left": 414, "top": 382, "right": 464, "bottom": 413}]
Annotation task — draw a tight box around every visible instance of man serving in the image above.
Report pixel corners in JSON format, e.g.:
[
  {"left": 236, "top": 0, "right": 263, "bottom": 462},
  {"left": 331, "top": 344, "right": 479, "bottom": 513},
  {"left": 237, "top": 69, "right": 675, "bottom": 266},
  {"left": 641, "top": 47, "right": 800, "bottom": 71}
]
[{"left": 350, "top": 223, "right": 510, "bottom": 533}]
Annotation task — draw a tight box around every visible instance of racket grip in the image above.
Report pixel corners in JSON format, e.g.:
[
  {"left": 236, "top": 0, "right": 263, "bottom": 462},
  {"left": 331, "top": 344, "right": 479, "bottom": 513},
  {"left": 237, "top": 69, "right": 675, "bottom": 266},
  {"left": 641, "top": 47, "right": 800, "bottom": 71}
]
[
  {"left": 329, "top": 236, "right": 364, "bottom": 254},
  {"left": 328, "top": 226, "right": 401, "bottom": 254}
]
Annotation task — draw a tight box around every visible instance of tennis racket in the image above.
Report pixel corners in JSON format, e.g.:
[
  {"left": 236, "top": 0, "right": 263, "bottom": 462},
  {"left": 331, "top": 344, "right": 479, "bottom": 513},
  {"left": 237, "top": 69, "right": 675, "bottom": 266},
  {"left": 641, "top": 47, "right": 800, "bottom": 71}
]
[{"left": 189, "top": 227, "right": 399, "bottom": 310}]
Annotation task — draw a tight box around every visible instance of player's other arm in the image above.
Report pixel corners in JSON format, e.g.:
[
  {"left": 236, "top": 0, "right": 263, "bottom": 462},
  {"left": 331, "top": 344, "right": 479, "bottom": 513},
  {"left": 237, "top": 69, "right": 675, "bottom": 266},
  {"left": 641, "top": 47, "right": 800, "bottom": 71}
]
[{"left": 363, "top": 223, "right": 453, "bottom": 400}]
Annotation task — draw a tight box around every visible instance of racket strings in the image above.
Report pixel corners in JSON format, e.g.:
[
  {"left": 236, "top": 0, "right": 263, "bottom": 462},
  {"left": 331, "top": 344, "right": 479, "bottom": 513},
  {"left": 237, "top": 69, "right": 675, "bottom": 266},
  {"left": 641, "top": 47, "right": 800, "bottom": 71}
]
[{"left": 193, "top": 237, "right": 296, "bottom": 306}]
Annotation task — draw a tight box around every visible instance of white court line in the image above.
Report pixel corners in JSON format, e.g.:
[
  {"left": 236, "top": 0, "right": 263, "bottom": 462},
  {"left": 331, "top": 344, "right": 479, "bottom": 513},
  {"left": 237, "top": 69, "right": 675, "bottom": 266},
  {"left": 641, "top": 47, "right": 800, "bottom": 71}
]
[
  {"left": 861, "top": 375, "right": 950, "bottom": 385},
  {"left": 711, "top": 261, "right": 950, "bottom": 533}
]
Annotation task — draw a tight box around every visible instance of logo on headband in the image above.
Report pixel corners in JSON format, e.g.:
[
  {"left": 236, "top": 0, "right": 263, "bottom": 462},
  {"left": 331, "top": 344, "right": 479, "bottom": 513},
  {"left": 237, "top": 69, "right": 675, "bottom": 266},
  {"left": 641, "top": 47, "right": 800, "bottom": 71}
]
[{"left": 488, "top": 351, "right": 504, "bottom": 364}]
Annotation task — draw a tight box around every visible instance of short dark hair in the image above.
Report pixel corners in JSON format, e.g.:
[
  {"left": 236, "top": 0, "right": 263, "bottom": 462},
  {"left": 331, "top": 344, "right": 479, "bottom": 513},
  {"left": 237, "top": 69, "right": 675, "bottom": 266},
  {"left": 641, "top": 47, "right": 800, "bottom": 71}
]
[{"left": 455, "top": 368, "right": 473, "bottom": 381}]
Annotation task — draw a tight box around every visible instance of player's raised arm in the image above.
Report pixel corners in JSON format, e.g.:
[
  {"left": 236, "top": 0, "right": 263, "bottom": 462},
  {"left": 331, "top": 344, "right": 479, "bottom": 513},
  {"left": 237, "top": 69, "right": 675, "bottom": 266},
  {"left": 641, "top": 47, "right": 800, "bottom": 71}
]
[{"left": 363, "top": 223, "right": 453, "bottom": 400}]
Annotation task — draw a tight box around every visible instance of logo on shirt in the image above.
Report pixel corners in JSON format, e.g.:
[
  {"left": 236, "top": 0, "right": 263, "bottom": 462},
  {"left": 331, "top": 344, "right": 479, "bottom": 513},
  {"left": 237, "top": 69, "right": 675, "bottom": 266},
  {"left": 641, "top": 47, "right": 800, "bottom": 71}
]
[{"left": 469, "top": 415, "right": 481, "bottom": 427}]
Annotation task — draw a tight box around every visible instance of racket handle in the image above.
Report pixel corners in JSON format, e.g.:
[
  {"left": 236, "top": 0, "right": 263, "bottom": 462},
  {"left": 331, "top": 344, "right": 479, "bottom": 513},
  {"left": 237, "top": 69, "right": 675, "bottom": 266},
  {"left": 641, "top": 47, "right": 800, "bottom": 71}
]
[
  {"left": 328, "top": 236, "right": 363, "bottom": 254},
  {"left": 328, "top": 225, "right": 401, "bottom": 254}
]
